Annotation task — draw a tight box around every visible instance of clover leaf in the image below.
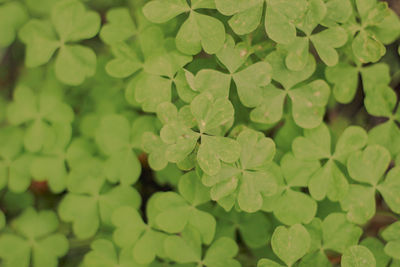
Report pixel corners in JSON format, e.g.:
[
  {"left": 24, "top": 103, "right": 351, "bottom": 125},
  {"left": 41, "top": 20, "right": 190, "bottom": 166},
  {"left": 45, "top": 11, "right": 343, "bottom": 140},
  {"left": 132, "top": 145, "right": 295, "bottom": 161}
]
[
  {"left": 213, "top": 207, "right": 272, "bottom": 248},
  {"left": 164, "top": 225, "right": 240, "bottom": 267},
  {"left": 265, "top": 153, "right": 319, "bottom": 225},
  {"left": 360, "top": 237, "right": 391, "bottom": 267},
  {"left": 83, "top": 239, "right": 146, "bottom": 267},
  {"left": 0, "top": 208, "right": 68, "bottom": 267},
  {"left": 19, "top": 0, "right": 100, "bottom": 85},
  {"left": 111, "top": 206, "right": 168, "bottom": 264},
  {"left": 0, "top": 126, "right": 34, "bottom": 192},
  {"left": 0, "top": 1, "right": 28, "bottom": 48},
  {"left": 365, "top": 86, "right": 400, "bottom": 156},
  {"left": 58, "top": 158, "right": 141, "bottom": 239},
  {"left": 292, "top": 124, "right": 368, "bottom": 201},
  {"left": 7, "top": 86, "right": 74, "bottom": 153},
  {"left": 280, "top": 0, "right": 348, "bottom": 70},
  {"left": 100, "top": 8, "right": 137, "bottom": 45},
  {"left": 341, "top": 245, "right": 376, "bottom": 267},
  {"left": 381, "top": 221, "right": 400, "bottom": 260},
  {"left": 339, "top": 145, "right": 393, "bottom": 224},
  {"left": 250, "top": 49, "right": 330, "bottom": 129},
  {"left": 143, "top": 0, "right": 225, "bottom": 55},
  {"left": 95, "top": 114, "right": 144, "bottom": 185},
  {"left": 259, "top": 224, "right": 310, "bottom": 267},
  {"left": 158, "top": 93, "right": 240, "bottom": 175},
  {"left": 182, "top": 36, "right": 272, "bottom": 107},
  {"left": 152, "top": 171, "right": 216, "bottom": 244},
  {"left": 202, "top": 129, "right": 277, "bottom": 212}
]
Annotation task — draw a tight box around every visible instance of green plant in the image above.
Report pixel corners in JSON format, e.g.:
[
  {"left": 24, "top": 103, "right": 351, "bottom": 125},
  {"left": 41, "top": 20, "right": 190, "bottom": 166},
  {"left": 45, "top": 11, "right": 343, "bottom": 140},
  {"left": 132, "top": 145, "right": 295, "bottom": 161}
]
[{"left": 0, "top": 0, "right": 400, "bottom": 266}]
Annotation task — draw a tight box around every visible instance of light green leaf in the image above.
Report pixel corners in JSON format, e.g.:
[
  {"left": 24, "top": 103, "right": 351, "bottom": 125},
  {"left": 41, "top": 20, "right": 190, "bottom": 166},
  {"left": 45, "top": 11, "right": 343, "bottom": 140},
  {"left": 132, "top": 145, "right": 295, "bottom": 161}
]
[
  {"left": 347, "top": 145, "right": 390, "bottom": 186},
  {"left": 340, "top": 185, "right": 376, "bottom": 224},
  {"left": 341, "top": 245, "right": 376, "bottom": 267},
  {"left": 289, "top": 79, "right": 330, "bottom": 128},
  {"left": 271, "top": 224, "right": 310, "bottom": 266},
  {"left": 143, "top": 0, "right": 189, "bottom": 23},
  {"left": 322, "top": 213, "right": 362, "bottom": 253},
  {"left": 100, "top": 8, "right": 136, "bottom": 44},
  {"left": 292, "top": 123, "right": 331, "bottom": 160},
  {"left": 325, "top": 63, "right": 359, "bottom": 104},
  {"left": 0, "top": 2, "right": 28, "bottom": 48},
  {"left": 352, "top": 30, "right": 386, "bottom": 63},
  {"left": 377, "top": 167, "right": 400, "bottom": 214}
]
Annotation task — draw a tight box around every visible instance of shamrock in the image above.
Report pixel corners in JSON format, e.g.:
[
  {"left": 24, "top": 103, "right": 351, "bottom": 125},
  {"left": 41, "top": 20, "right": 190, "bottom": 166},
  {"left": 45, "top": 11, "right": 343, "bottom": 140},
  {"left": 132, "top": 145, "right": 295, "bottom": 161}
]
[
  {"left": 58, "top": 157, "right": 141, "bottom": 239},
  {"left": 262, "top": 153, "right": 319, "bottom": 225},
  {"left": 215, "top": 0, "right": 308, "bottom": 45},
  {"left": 202, "top": 129, "right": 277, "bottom": 212},
  {"left": 251, "top": 49, "right": 330, "bottom": 129},
  {"left": 325, "top": 61, "right": 391, "bottom": 103},
  {"left": 143, "top": 0, "right": 225, "bottom": 55},
  {"left": 95, "top": 114, "right": 145, "bottom": 185},
  {"left": 7, "top": 86, "right": 74, "bottom": 153},
  {"left": 83, "top": 239, "right": 146, "bottom": 267},
  {"left": 292, "top": 124, "right": 368, "bottom": 201},
  {"left": 0, "top": 208, "right": 68, "bottom": 267},
  {"left": 341, "top": 245, "right": 376, "bottom": 267},
  {"left": 182, "top": 36, "right": 272, "bottom": 108},
  {"left": 347, "top": 0, "right": 400, "bottom": 63},
  {"left": 365, "top": 86, "right": 400, "bottom": 156},
  {"left": 158, "top": 93, "right": 241, "bottom": 175},
  {"left": 30, "top": 124, "right": 92, "bottom": 193},
  {"left": 381, "top": 221, "right": 400, "bottom": 261},
  {"left": 18, "top": 0, "right": 101, "bottom": 85},
  {"left": 152, "top": 171, "right": 216, "bottom": 244},
  {"left": 111, "top": 206, "right": 168, "bottom": 264},
  {"left": 339, "top": 145, "right": 400, "bottom": 224},
  {"left": 258, "top": 224, "right": 310, "bottom": 267},
  {"left": 213, "top": 207, "right": 273, "bottom": 248},
  {"left": 0, "top": 126, "right": 33, "bottom": 192},
  {"left": 299, "top": 213, "right": 363, "bottom": 265},
  {"left": 164, "top": 226, "right": 240, "bottom": 267},
  {"left": 0, "top": 1, "right": 28, "bottom": 48}
]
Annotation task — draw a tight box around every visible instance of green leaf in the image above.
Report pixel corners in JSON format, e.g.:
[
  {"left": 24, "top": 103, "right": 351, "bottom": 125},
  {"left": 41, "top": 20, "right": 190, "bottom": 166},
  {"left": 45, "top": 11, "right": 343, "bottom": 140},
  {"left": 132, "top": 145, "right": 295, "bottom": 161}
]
[
  {"left": 203, "top": 237, "right": 240, "bottom": 267},
  {"left": 352, "top": 30, "right": 386, "bottom": 63},
  {"left": 377, "top": 167, "right": 400, "bottom": 214},
  {"left": 100, "top": 8, "right": 136, "bottom": 44},
  {"left": 347, "top": 145, "right": 390, "bottom": 186},
  {"left": 360, "top": 237, "right": 391, "bottom": 267},
  {"left": 292, "top": 123, "right": 331, "bottom": 160},
  {"left": 176, "top": 11, "right": 225, "bottom": 55},
  {"left": 325, "top": 63, "right": 359, "bottom": 104},
  {"left": 233, "top": 62, "right": 272, "bottom": 107},
  {"left": 265, "top": 0, "right": 308, "bottom": 44},
  {"left": 164, "top": 226, "right": 202, "bottom": 263},
  {"left": 266, "top": 50, "right": 316, "bottom": 90},
  {"left": 310, "top": 26, "right": 348, "bottom": 66},
  {"left": 271, "top": 224, "right": 310, "bottom": 266},
  {"left": 55, "top": 44, "right": 97, "bottom": 86},
  {"left": 0, "top": 2, "right": 28, "bottom": 48},
  {"left": 368, "top": 121, "right": 400, "bottom": 157},
  {"left": 341, "top": 245, "right": 376, "bottom": 267},
  {"left": 339, "top": 185, "right": 376, "bottom": 224},
  {"left": 215, "top": 0, "right": 263, "bottom": 35},
  {"left": 288, "top": 79, "right": 330, "bottom": 128},
  {"left": 322, "top": 213, "right": 362, "bottom": 253},
  {"left": 142, "top": 0, "right": 189, "bottom": 23}
]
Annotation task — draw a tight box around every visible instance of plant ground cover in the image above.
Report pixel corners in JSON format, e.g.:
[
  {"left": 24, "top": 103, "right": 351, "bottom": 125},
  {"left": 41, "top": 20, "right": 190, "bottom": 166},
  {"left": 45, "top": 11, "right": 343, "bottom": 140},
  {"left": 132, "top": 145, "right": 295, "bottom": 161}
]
[{"left": 0, "top": 0, "right": 400, "bottom": 266}]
